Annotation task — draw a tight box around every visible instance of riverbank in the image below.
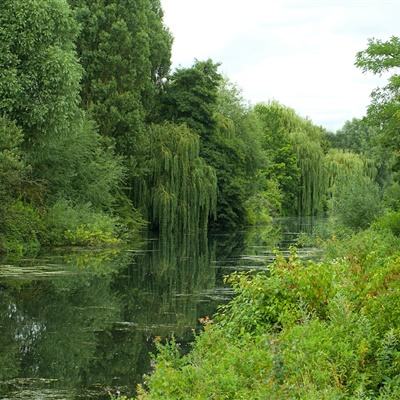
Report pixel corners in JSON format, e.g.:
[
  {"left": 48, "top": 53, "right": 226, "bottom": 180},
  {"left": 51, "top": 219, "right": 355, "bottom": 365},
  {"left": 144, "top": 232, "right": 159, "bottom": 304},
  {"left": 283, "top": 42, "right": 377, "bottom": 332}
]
[{"left": 136, "top": 224, "right": 400, "bottom": 399}]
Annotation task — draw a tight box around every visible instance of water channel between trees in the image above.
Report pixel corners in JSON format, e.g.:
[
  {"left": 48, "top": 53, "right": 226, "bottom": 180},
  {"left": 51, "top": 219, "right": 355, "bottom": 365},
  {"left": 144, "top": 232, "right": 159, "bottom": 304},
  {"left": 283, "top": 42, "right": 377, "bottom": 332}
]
[{"left": 0, "top": 218, "right": 322, "bottom": 399}]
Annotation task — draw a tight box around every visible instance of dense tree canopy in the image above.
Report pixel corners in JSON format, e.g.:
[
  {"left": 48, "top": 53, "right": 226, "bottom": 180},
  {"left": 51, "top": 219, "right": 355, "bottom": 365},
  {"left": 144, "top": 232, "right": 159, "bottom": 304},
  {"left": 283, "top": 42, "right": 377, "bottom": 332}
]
[{"left": 69, "top": 0, "right": 172, "bottom": 159}]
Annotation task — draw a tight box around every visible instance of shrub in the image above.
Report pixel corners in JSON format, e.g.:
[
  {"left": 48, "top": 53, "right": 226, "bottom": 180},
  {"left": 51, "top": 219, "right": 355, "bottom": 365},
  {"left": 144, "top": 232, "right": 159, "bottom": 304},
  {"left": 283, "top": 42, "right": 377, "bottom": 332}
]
[
  {"left": 43, "top": 199, "right": 121, "bottom": 247},
  {"left": 373, "top": 211, "right": 400, "bottom": 237},
  {"left": 330, "top": 175, "right": 382, "bottom": 230},
  {"left": 0, "top": 201, "right": 43, "bottom": 255}
]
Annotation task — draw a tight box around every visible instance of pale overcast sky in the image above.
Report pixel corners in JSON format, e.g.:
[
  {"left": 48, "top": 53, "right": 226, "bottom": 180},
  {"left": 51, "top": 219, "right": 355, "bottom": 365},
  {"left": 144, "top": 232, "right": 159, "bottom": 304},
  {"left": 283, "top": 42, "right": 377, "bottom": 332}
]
[{"left": 160, "top": 0, "right": 399, "bottom": 131}]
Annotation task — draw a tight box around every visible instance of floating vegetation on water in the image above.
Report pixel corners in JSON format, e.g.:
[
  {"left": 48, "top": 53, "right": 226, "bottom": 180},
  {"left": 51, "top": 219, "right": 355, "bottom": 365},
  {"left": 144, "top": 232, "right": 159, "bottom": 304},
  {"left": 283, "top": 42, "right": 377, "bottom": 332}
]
[{"left": 0, "top": 264, "right": 74, "bottom": 279}]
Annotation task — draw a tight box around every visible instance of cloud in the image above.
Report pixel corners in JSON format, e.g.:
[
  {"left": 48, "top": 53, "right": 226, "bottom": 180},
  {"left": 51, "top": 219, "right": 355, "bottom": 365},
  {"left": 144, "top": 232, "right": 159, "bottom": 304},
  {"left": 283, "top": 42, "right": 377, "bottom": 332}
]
[{"left": 161, "top": 0, "right": 399, "bottom": 130}]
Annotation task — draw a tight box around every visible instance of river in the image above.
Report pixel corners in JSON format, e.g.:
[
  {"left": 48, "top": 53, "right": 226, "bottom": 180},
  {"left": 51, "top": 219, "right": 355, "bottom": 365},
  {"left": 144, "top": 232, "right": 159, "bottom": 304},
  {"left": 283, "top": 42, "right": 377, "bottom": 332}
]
[{"left": 0, "top": 218, "right": 321, "bottom": 399}]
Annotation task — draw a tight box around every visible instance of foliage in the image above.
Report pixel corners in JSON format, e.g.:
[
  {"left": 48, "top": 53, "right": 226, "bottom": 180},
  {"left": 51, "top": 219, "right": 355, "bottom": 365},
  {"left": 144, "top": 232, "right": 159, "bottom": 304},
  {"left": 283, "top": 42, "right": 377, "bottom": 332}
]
[
  {"left": 245, "top": 179, "right": 282, "bottom": 225},
  {"left": 139, "top": 228, "right": 400, "bottom": 399},
  {"left": 330, "top": 174, "right": 382, "bottom": 231},
  {"left": 0, "top": 201, "right": 43, "bottom": 255},
  {"left": 161, "top": 65, "right": 266, "bottom": 229},
  {"left": 133, "top": 123, "right": 217, "bottom": 234},
  {"left": 254, "top": 102, "right": 327, "bottom": 217},
  {"left": 69, "top": 0, "right": 172, "bottom": 159},
  {"left": 373, "top": 210, "right": 400, "bottom": 237},
  {"left": 0, "top": 117, "right": 25, "bottom": 205},
  {"left": 383, "top": 181, "right": 400, "bottom": 210},
  {"left": 0, "top": 0, "right": 126, "bottom": 253},
  {"left": 328, "top": 117, "right": 378, "bottom": 155},
  {"left": 43, "top": 199, "right": 122, "bottom": 247},
  {"left": 160, "top": 60, "right": 222, "bottom": 139},
  {"left": 204, "top": 82, "right": 265, "bottom": 228},
  {"left": 328, "top": 118, "right": 390, "bottom": 188},
  {"left": 356, "top": 36, "right": 400, "bottom": 177},
  {"left": 254, "top": 102, "right": 300, "bottom": 215}
]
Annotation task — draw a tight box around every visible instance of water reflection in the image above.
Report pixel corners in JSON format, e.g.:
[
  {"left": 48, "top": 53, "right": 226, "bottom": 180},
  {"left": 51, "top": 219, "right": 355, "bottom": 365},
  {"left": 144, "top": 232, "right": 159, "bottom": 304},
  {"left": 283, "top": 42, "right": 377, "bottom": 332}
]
[
  {"left": 0, "top": 220, "right": 321, "bottom": 399},
  {"left": 0, "top": 232, "right": 217, "bottom": 399}
]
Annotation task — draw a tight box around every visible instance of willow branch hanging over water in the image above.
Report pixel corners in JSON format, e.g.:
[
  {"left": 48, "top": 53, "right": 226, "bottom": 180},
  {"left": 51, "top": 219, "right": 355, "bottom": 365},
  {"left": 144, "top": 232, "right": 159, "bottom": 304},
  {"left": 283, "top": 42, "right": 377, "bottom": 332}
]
[{"left": 133, "top": 123, "right": 217, "bottom": 235}]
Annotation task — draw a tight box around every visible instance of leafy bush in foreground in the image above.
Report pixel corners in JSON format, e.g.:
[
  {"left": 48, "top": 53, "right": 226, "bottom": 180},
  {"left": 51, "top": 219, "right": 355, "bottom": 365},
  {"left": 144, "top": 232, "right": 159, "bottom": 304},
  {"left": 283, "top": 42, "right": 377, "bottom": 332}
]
[{"left": 137, "top": 227, "right": 400, "bottom": 399}]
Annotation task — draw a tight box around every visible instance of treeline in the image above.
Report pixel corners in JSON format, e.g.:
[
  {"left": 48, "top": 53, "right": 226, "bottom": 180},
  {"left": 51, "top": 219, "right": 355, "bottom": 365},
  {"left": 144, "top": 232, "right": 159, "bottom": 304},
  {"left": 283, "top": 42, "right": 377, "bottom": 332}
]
[{"left": 1, "top": 0, "right": 399, "bottom": 255}]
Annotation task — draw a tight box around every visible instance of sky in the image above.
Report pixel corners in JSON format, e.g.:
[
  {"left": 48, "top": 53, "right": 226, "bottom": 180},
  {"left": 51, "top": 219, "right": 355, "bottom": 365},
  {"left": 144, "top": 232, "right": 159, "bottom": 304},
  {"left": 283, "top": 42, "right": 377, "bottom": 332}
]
[{"left": 160, "top": 0, "right": 399, "bottom": 131}]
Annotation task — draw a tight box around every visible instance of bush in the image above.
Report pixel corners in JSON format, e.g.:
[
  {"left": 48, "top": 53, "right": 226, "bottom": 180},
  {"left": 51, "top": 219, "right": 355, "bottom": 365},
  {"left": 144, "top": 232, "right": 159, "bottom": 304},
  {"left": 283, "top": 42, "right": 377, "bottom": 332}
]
[
  {"left": 0, "top": 201, "right": 43, "bottom": 255},
  {"left": 43, "top": 199, "right": 121, "bottom": 247},
  {"left": 330, "top": 175, "right": 382, "bottom": 230},
  {"left": 373, "top": 211, "right": 400, "bottom": 237},
  {"left": 383, "top": 181, "right": 400, "bottom": 211}
]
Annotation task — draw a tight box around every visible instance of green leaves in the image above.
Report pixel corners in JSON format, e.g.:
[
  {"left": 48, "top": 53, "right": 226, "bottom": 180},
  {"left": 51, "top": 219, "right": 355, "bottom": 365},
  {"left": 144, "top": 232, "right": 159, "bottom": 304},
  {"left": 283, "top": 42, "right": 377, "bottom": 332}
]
[
  {"left": 132, "top": 123, "right": 217, "bottom": 234},
  {"left": 356, "top": 36, "right": 400, "bottom": 179},
  {"left": 140, "top": 228, "right": 400, "bottom": 399}
]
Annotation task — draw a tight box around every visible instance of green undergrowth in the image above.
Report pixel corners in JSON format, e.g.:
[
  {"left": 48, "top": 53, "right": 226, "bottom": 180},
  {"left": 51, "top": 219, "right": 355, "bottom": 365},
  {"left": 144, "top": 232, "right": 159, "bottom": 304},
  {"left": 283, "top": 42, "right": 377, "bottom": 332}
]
[
  {"left": 135, "top": 225, "right": 400, "bottom": 399},
  {"left": 0, "top": 199, "right": 144, "bottom": 257}
]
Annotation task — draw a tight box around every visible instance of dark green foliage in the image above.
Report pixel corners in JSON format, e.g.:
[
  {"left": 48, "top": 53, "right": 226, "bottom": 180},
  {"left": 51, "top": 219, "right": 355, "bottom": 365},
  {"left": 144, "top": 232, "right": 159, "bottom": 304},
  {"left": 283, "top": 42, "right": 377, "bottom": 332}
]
[
  {"left": 383, "top": 181, "right": 400, "bottom": 210},
  {"left": 0, "top": 0, "right": 126, "bottom": 253},
  {"left": 133, "top": 123, "right": 217, "bottom": 235},
  {"left": 0, "top": 118, "right": 24, "bottom": 204},
  {"left": 160, "top": 60, "right": 222, "bottom": 139},
  {"left": 0, "top": 201, "right": 43, "bottom": 255},
  {"left": 161, "top": 63, "right": 265, "bottom": 229},
  {"left": 0, "top": 0, "right": 123, "bottom": 207},
  {"left": 204, "top": 82, "right": 265, "bottom": 228},
  {"left": 0, "top": 0, "right": 81, "bottom": 135},
  {"left": 69, "top": 0, "right": 172, "bottom": 158}
]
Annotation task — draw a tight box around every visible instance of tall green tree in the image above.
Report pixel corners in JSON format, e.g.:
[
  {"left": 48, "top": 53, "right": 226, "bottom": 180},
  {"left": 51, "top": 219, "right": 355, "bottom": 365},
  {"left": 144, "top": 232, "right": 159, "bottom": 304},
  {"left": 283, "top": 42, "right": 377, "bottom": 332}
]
[
  {"left": 254, "top": 103, "right": 301, "bottom": 215},
  {"left": 161, "top": 63, "right": 265, "bottom": 228},
  {"left": 205, "top": 81, "right": 265, "bottom": 228},
  {"left": 328, "top": 118, "right": 378, "bottom": 155},
  {"left": 0, "top": 0, "right": 123, "bottom": 209}
]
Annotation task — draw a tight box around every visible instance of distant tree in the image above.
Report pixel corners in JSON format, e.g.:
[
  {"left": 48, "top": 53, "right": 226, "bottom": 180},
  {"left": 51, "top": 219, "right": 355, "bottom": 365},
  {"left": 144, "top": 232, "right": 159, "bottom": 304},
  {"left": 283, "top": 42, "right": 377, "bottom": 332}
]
[
  {"left": 254, "top": 102, "right": 328, "bottom": 217},
  {"left": 204, "top": 81, "right": 265, "bottom": 228},
  {"left": 329, "top": 118, "right": 378, "bottom": 154},
  {"left": 254, "top": 103, "right": 301, "bottom": 215}
]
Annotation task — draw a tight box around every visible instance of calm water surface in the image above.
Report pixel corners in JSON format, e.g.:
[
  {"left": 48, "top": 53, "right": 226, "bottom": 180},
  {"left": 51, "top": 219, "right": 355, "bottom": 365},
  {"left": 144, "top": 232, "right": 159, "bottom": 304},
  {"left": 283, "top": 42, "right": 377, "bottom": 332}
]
[{"left": 0, "top": 218, "right": 321, "bottom": 399}]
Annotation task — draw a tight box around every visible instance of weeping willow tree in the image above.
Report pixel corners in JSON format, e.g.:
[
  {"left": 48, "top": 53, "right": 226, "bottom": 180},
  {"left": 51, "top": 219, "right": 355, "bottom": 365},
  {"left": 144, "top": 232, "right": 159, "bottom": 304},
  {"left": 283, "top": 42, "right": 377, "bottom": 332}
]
[
  {"left": 324, "top": 149, "right": 377, "bottom": 193},
  {"left": 133, "top": 123, "right": 217, "bottom": 235},
  {"left": 255, "top": 101, "right": 328, "bottom": 217},
  {"left": 290, "top": 130, "right": 326, "bottom": 216}
]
